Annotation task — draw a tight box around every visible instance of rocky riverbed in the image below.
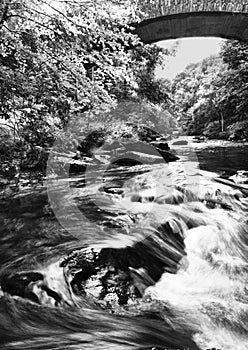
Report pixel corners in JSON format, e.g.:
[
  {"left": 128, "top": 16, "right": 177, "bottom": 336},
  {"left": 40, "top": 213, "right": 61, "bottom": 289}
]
[{"left": 1, "top": 127, "right": 248, "bottom": 349}]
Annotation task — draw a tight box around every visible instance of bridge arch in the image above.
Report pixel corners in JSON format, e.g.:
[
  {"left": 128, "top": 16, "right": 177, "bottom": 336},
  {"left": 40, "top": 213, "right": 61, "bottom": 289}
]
[{"left": 134, "top": 11, "right": 248, "bottom": 43}]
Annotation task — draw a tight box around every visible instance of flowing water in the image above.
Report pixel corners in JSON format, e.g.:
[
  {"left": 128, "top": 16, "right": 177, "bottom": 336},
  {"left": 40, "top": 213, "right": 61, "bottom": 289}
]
[{"left": 0, "top": 139, "right": 248, "bottom": 350}]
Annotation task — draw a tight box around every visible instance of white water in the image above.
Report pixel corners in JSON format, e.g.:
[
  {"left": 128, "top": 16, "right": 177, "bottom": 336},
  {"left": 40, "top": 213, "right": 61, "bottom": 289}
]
[{"left": 1, "top": 146, "right": 248, "bottom": 349}]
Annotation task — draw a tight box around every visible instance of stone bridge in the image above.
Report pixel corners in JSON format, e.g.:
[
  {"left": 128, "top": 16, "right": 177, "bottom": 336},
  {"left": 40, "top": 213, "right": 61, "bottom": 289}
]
[{"left": 133, "top": 0, "right": 248, "bottom": 43}]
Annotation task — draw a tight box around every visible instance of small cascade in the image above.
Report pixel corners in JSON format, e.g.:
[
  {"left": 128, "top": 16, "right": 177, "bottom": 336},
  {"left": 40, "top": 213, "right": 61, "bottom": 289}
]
[{"left": 0, "top": 144, "right": 248, "bottom": 349}]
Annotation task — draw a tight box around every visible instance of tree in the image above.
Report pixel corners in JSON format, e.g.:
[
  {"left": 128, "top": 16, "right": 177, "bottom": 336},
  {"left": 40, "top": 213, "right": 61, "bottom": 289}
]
[
  {"left": 219, "top": 40, "right": 248, "bottom": 123},
  {"left": 170, "top": 55, "right": 227, "bottom": 137},
  {"left": 0, "top": 0, "right": 175, "bottom": 173},
  {"left": 170, "top": 39, "right": 248, "bottom": 140}
]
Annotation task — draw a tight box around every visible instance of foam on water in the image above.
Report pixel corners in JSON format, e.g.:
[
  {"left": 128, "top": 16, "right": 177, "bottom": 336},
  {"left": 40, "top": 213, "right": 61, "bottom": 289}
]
[{"left": 1, "top": 157, "right": 248, "bottom": 349}]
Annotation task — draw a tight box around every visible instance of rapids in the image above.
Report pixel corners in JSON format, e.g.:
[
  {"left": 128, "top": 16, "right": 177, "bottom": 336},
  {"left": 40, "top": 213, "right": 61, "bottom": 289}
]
[{"left": 0, "top": 139, "right": 248, "bottom": 350}]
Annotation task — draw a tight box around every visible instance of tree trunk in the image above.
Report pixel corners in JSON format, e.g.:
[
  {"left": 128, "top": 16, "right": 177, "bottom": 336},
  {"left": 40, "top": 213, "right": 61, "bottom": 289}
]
[{"left": 220, "top": 111, "right": 224, "bottom": 132}]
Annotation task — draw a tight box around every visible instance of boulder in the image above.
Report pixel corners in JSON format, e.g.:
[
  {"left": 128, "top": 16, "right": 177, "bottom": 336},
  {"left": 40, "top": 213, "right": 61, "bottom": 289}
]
[
  {"left": 61, "top": 216, "right": 186, "bottom": 311},
  {"left": 113, "top": 151, "right": 163, "bottom": 165},
  {"left": 150, "top": 141, "right": 170, "bottom": 151},
  {"left": 156, "top": 149, "right": 179, "bottom": 162},
  {"left": 171, "top": 140, "right": 188, "bottom": 146}
]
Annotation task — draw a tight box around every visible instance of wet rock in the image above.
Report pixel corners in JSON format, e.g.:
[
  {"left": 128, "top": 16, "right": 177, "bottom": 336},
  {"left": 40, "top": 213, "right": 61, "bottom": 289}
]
[
  {"left": 62, "top": 217, "right": 186, "bottom": 312},
  {"left": 1, "top": 268, "right": 71, "bottom": 307},
  {"left": 150, "top": 141, "right": 170, "bottom": 151},
  {"left": 70, "top": 126, "right": 178, "bottom": 172},
  {"left": 129, "top": 267, "right": 155, "bottom": 295},
  {"left": 171, "top": 140, "right": 188, "bottom": 146},
  {"left": 149, "top": 141, "right": 179, "bottom": 162},
  {"left": 229, "top": 170, "right": 248, "bottom": 184},
  {"left": 121, "top": 142, "right": 172, "bottom": 161},
  {"left": 219, "top": 168, "right": 237, "bottom": 180},
  {"left": 102, "top": 186, "right": 124, "bottom": 195},
  {"left": 131, "top": 191, "right": 155, "bottom": 203},
  {"left": 113, "top": 146, "right": 178, "bottom": 164},
  {"left": 131, "top": 124, "right": 161, "bottom": 142},
  {"left": 63, "top": 248, "right": 142, "bottom": 310},
  {"left": 71, "top": 261, "right": 97, "bottom": 292},
  {"left": 193, "top": 135, "right": 206, "bottom": 142},
  {"left": 112, "top": 157, "right": 143, "bottom": 167},
  {"left": 1, "top": 271, "right": 43, "bottom": 299},
  {"left": 155, "top": 189, "right": 185, "bottom": 205},
  {"left": 116, "top": 151, "right": 163, "bottom": 165},
  {"left": 24, "top": 280, "right": 63, "bottom": 306},
  {"left": 159, "top": 150, "right": 179, "bottom": 162},
  {"left": 69, "top": 159, "right": 88, "bottom": 173}
]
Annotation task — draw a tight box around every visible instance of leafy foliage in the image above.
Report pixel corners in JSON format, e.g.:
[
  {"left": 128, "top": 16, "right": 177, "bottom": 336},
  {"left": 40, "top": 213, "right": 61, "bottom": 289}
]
[
  {"left": 0, "top": 0, "right": 174, "bottom": 175},
  {"left": 171, "top": 40, "right": 248, "bottom": 140}
]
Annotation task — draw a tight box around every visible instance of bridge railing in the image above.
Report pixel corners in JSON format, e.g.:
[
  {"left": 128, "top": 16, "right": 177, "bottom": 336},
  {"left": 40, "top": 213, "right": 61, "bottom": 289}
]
[{"left": 138, "top": 0, "right": 248, "bottom": 18}]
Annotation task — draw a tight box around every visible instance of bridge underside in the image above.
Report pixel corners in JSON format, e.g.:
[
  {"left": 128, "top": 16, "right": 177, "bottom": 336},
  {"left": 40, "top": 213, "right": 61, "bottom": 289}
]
[{"left": 134, "top": 12, "right": 248, "bottom": 43}]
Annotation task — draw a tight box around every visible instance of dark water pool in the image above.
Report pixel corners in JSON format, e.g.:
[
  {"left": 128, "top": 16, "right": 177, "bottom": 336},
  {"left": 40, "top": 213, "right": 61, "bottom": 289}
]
[
  {"left": 172, "top": 139, "right": 248, "bottom": 174},
  {"left": 196, "top": 144, "right": 248, "bottom": 173}
]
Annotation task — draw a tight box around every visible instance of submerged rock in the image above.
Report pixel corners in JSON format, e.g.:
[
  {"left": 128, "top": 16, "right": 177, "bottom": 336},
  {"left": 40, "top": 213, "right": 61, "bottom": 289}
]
[
  {"left": 171, "top": 140, "right": 188, "bottom": 146},
  {"left": 60, "top": 216, "right": 186, "bottom": 313},
  {"left": 1, "top": 271, "right": 43, "bottom": 299},
  {"left": 1, "top": 264, "right": 74, "bottom": 307}
]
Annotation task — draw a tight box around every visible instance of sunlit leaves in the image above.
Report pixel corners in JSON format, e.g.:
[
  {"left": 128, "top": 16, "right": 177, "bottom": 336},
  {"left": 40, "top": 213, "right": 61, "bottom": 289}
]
[
  {"left": 171, "top": 39, "right": 248, "bottom": 138},
  {"left": 0, "top": 0, "right": 175, "bottom": 175}
]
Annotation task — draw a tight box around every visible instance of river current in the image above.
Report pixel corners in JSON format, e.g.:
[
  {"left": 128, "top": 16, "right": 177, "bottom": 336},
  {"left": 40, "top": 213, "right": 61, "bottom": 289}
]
[{"left": 0, "top": 138, "right": 248, "bottom": 350}]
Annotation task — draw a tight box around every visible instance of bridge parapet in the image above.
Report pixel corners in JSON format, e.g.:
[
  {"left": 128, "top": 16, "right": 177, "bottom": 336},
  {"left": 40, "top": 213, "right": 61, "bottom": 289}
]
[{"left": 138, "top": 0, "right": 248, "bottom": 19}]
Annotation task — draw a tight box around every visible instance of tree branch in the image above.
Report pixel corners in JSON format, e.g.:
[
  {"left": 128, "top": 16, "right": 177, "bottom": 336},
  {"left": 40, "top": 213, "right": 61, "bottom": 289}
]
[
  {"left": 38, "top": 0, "right": 79, "bottom": 26},
  {"left": 0, "top": 2, "right": 9, "bottom": 27},
  {"left": 23, "top": 4, "right": 56, "bottom": 21},
  {"left": 9, "top": 14, "right": 57, "bottom": 32},
  {"left": 2, "top": 23, "right": 20, "bottom": 33}
]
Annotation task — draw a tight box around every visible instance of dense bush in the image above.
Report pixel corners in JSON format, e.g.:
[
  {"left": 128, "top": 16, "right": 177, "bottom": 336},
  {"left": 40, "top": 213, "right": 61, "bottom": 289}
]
[{"left": 226, "top": 121, "right": 248, "bottom": 141}]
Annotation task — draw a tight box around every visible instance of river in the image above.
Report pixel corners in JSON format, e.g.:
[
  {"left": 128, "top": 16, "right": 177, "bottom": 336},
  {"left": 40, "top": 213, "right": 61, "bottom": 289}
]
[{"left": 0, "top": 138, "right": 248, "bottom": 350}]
